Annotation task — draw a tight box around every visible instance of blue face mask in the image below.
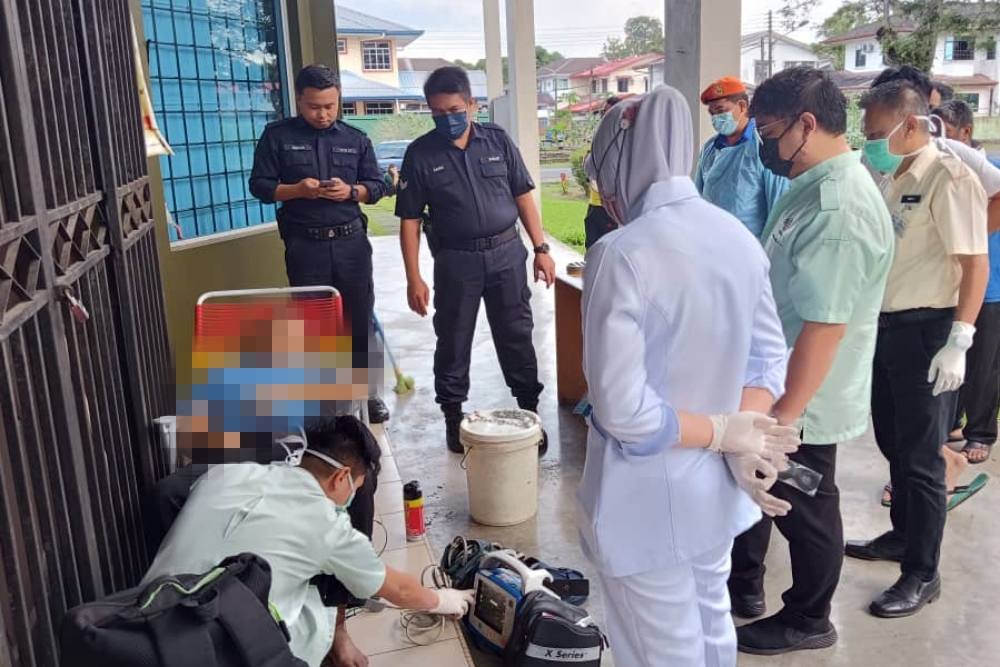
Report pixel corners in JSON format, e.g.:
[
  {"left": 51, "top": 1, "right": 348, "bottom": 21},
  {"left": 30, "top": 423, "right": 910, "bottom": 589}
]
[
  {"left": 434, "top": 111, "right": 469, "bottom": 140},
  {"left": 711, "top": 111, "right": 740, "bottom": 136}
]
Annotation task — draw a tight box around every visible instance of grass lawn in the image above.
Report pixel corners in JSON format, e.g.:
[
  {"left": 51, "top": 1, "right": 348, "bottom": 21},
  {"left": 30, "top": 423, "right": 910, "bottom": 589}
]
[
  {"left": 540, "top": 182, "right": 588, "bottom": 254},
  {"left": 362, "top": 196, "right": 394, "bottom": 236},
  {"left": 365, "top": 183, "right": 589, "bottom": 252}
]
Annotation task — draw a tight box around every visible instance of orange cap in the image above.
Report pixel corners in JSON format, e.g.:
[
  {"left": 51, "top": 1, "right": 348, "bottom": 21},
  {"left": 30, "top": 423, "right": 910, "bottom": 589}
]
[{"left": 700, "top": 77, "right": 746, "bottom": 104}]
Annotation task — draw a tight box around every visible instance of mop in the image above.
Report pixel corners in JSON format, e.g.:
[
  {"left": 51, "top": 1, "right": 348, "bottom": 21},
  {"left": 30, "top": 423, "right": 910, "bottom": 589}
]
[{"left": 374, "top": 313, "right": 415, "bottom": 394}]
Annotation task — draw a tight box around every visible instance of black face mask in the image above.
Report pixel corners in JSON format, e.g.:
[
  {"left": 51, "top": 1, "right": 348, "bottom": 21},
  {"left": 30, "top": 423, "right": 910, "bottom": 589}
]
[{"left": 758, "top": 118, "right": 805, "bottom": 178}]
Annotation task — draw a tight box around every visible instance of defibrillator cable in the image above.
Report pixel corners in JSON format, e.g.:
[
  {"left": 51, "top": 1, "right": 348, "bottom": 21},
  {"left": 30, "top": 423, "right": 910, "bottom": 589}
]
[{"left": 354, "top": 565, "right": 455, "bottom": 646}]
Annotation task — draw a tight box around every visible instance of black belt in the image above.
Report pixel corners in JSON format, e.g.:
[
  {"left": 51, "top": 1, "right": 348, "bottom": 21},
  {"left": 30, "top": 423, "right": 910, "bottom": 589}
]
[
  {"left": 286, "top": 218, "right": 364, "bottom": 240},
  {"left": 434, "top": 225, "right": 518, "bottom": 251},
  {"left": 878, "top": 307, "right": 955, "bottom": 329}
]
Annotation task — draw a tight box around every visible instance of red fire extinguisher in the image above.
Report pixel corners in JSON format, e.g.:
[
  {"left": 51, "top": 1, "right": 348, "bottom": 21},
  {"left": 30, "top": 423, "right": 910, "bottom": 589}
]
[{"left": 404, "top": 481, "right": 425, "bottom": 541}]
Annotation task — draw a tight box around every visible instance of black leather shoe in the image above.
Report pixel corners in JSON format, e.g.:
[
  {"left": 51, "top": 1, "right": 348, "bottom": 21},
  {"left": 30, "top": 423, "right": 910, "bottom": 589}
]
[
  {"left": 368, "top": 397, "right": 390, "bottom": 424},
  {"left": 731, "top": 592, "right": 766, "bottom": 619},
  {"left": 737, "top": 614, "right": 838, "bottom": 656},
  {"left": 869, "top": 573, "right": 941, "bottom": 618},
  {"left": 446, "top": 417, "right": 464, "bottom": 453},
  {"left": 845, "top": 531, "right": 905, "bottom": 562}
]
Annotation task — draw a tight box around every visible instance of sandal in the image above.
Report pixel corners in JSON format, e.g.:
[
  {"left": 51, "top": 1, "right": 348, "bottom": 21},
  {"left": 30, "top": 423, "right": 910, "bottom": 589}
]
[
  {"left": 881, "top": 482, "right": 892, "bottom": 508},
  {"left": 962, "top": 440, "right": 992, "bottom": 465},
  {"left": 947, "top": 473, "right": 990, "bottom": 511}
]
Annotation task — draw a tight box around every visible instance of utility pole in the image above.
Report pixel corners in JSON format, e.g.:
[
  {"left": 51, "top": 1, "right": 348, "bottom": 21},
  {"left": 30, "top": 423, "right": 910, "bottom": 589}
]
[
  {"left": 883, "top": 0, "right": 890, "bottom": 25},
  {"left": 760, "top": 36, "right": 765, "bottom": 83},
  {"left": 767, "top": 10, "right": 774, "bottom": 77}
]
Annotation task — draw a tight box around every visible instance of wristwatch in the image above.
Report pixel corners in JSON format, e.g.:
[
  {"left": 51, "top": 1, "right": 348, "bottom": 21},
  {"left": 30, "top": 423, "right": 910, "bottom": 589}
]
[
  {"left": 533, "top": 243, "right": 550, "bottom": 255},
  {"left": 350, "top": 185, "right": 360, "bottom": 201}
]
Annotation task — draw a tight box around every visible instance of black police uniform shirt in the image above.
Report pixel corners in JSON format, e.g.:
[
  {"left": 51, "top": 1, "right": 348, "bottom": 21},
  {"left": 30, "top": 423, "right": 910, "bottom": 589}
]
[
  {"left": 394, "top": 122, "right": 535, "bottom": 240},
  {"left": 248, "top": 117, "right": 387, "bottom": 227}
]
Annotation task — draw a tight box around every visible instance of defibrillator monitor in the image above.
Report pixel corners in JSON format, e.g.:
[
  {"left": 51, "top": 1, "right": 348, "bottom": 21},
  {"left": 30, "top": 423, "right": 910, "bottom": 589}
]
[{"left": 470, "top": 569, "right": 520, "bottom": 648}]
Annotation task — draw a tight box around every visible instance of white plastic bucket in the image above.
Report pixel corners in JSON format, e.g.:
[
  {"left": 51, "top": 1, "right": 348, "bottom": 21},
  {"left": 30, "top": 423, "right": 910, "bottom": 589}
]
[{"left": 460, "top": 409, "right": 542, "bottom": 527}]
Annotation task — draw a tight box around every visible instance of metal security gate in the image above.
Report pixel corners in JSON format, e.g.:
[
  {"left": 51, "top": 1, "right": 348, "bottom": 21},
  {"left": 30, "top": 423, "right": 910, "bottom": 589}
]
[{"left": 0, "top": 0, "right": 173, "bottom": 665}]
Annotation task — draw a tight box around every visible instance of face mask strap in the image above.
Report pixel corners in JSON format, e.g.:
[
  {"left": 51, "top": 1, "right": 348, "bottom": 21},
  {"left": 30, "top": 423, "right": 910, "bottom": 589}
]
[{"left": 276, "top": 428, "right": 350, "bottom": 473}]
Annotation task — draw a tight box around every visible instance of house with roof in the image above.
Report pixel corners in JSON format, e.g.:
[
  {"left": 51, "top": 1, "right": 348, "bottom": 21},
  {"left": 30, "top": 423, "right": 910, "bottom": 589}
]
[
  {"left": 822, "top": 6, "right": 1000, "bottom": 114},
  {"left": 536, "top": 57, "right": 607, "bottom": 106},
  {"left": 565, "top": 54, "right": 662, "bottom": 114},
  {"left": 740, "top": 31, "right": 821, "bottom": 84},
  {"left": 335, "top": 6, "right": 487, "bottom": 117},
  {"left": 641, "top": 33, "right": 817, "bottom": 97}
]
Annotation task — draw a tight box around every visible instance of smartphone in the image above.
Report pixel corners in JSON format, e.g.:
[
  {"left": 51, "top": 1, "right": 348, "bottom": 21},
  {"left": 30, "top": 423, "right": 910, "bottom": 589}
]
[
  {"left": 777, "top": 460, "right": 823, "bottom": 497},
  {"left": 319, "top": 178, "right": 336, "bottom": 187}
]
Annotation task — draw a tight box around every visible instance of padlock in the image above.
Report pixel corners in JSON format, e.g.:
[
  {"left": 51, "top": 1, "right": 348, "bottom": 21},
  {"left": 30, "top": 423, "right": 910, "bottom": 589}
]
[{"left": 66, "top": 293, "right": 90, "bottom": 323}]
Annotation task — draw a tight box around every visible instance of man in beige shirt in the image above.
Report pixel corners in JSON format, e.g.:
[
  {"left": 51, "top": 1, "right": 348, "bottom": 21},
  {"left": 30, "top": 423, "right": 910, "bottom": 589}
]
[{"left": 846, "top": 81, "right": 989, "bottom": 618}]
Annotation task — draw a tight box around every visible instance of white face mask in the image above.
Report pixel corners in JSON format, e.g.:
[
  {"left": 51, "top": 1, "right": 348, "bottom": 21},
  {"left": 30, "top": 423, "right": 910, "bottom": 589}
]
[{"left": 277, "top": 430, "right": 357, "bottom": 511}]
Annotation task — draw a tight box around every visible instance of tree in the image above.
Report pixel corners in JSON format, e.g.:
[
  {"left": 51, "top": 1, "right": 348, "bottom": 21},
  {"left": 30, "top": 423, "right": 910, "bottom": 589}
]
[
  {"left": 601, "top": 37, "right": 630, "bottom": 59},
  {"left": 879, "top": 1, "right": 1000, "bottom": 72},
  {"left": 780, "top": 0, "right": 889, "bottom": 33},
  {"left": 793, "top": 0, "right": 1000, "bottom": 73},
  {"left": 602, "top": 15, "right": 665, "bottom": 59},
  {"left": 812, "top": 1, "right": 882, "bottom": 69},
  {"left": 536, "top": 46, "right": 565, "bottom": 68},
  {"left": 474, "top": 57, "right": 509, "bottom": 86}
]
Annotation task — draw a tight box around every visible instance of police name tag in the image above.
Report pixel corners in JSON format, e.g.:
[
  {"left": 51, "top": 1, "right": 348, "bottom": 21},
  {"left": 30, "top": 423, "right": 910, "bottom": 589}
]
[
  {"left": 901, "top": 194, "right": 922, "bottom": 204},
  {"left": 524, "top": 644, "right": 602, "bottom": 662},
  {"left": 283, "top": 143, "right": 311, "bottom": 151},
  {"left": 331, "top": 147, "right": 358, "bottom": 154}
]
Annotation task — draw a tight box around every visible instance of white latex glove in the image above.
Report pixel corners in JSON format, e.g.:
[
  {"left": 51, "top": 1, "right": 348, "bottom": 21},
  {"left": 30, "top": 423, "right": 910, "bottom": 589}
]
[
  {"left": 928, "top": 321, "right": 976, "bottom": 396},
  {"left": 761, "top": 422, "right": 801, "bottom": 467},
  {"left": 725, "top": 453, "right": 792, "bottom": 517},
  {"left": 708, "top": 412, "right": 800, "bottom": 455},
  {"left": 429, "top": 588, "right": 475, "bottom": 617}
]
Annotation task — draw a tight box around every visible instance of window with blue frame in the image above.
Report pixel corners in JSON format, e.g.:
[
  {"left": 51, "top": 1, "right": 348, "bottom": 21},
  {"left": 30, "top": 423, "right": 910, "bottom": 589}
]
[{"left": 141, "top": 0, "right": 288, "bottom": 242}]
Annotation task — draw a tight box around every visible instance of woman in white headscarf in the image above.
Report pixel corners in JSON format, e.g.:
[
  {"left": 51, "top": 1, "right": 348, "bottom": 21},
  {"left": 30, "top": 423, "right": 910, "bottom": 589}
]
[{"left": 577, "top": 84, "right": 798, "bottom": 667}]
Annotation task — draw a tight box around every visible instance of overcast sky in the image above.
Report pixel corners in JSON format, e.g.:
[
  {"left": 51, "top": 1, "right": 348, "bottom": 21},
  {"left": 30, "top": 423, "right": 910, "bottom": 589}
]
[{"left": 339, "top": 0, "right": 847, "bottom": 62}]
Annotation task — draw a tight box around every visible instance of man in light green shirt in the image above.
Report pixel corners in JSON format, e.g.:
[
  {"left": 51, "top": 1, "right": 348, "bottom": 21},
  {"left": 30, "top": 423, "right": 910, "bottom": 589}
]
[
  {"left": 142, "top": 416, "right": 474, "bottom": 667},
  {"left": 727, "top": 68, "right": 895, "bottom": 656}
]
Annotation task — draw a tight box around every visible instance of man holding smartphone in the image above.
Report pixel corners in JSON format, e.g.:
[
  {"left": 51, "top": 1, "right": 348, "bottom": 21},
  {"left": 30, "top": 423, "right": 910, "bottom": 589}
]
[{"left": 250, "top": 64, "right": 391, "bottom": 424}]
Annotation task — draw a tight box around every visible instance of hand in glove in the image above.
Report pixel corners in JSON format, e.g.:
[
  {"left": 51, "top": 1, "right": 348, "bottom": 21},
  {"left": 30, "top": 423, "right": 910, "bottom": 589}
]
[
  {"left": 761, "top": 423, "right": 801, "bottom": 470},
  {"left": 708, "top": 412, "right": 801, "bottom": 456},
  {"left": 928, "top": 322, "right": 976, "bottom": 396},
  {"left": 725, "top": 453, "right": 792, "bottom": 517},
  {"left": 429, "top": 588, "right": 475, "bottom": 617}
]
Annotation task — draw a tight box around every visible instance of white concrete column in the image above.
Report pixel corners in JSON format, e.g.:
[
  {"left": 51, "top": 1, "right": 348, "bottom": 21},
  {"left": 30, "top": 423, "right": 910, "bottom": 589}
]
[
  {"left": 482, "top": 0, "right": 504, "bottom": 101},
  {"left": 505, "top": 0, "right": 541, "bottom": 210},
  {"left": 663, "top": 0, "right": 742, "bottom": 157}
]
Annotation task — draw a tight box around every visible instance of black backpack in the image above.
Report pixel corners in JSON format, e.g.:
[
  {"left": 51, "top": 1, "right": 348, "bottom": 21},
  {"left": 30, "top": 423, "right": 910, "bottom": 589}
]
[
  {"left": 504, "top": 591, "right": 608, "bottom": 667},
  {"left": 60, "top": 553, "right": 307, "bottom": 667}
]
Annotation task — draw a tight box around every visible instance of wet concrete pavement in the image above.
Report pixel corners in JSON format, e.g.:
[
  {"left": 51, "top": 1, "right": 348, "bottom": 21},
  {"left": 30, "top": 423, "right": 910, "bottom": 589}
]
[{"left": 368, "top": 234, "right": 1000, "bottom": 667}]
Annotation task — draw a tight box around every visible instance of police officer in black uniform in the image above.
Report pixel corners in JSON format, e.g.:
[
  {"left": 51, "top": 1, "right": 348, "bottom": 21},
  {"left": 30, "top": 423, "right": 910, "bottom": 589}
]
[
  {"left": 395, "top": 67, "right": 556, "bottom": 453},
  {"left": 249, "top": 64, "right": 390, "bottom": 423}
]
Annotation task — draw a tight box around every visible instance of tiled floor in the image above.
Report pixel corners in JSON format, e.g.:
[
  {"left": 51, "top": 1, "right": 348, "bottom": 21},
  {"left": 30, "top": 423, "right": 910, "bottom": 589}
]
[{"left": 346, "top": 423, "right": 475, "bottom": 667}]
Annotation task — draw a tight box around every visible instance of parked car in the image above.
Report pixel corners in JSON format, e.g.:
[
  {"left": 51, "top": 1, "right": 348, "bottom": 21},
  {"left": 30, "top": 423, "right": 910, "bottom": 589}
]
[{"left": 375, "top": 140, "right": 411, "bottom": 173}]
